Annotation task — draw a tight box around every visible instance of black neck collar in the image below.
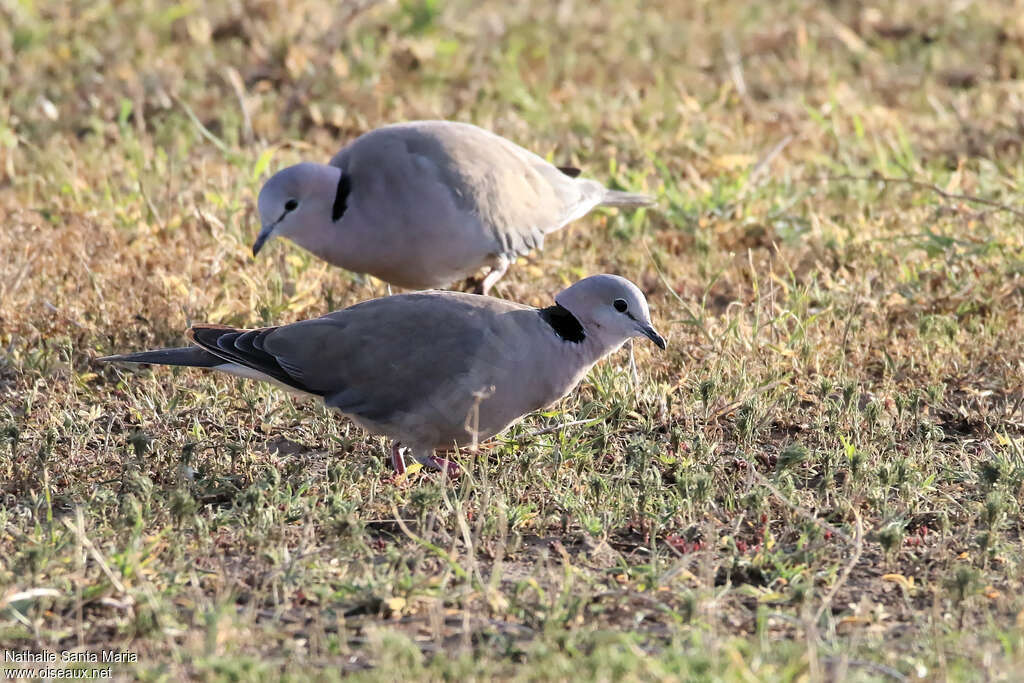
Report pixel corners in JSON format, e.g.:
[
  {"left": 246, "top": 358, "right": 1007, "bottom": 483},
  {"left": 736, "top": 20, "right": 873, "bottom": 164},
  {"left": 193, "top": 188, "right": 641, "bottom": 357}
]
[
  {"left": 539, "top": 303, "right": 585, "bottom": 343},
  {"left": 332, "top": 172, "right": 351, "bottom": 222}
]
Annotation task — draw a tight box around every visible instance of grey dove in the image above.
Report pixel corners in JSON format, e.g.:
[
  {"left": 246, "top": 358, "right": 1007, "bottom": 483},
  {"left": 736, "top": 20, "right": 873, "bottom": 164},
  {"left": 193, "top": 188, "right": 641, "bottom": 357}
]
[
  {"left": 100, "top": 274, "right": 666, "bottom": 476},
  {"left": 252, "top": 121, "right": 655, "bottom": 294}
]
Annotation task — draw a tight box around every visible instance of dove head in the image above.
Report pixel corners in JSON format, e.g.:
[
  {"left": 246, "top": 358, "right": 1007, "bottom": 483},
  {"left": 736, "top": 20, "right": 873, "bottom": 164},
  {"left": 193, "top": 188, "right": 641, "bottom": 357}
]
[
  {"left": 253, "top": 162, "right": 346, "bottom": 257},
  {"left": 555, "top": 274, "right": 666, "bottom": 352}
]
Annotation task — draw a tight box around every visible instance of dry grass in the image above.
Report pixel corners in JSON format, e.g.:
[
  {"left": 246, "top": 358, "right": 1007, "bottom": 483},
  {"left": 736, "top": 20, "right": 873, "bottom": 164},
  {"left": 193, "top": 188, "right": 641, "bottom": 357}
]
[{"left": 2, "top": 0, "right": 1024, "bottom": 680}]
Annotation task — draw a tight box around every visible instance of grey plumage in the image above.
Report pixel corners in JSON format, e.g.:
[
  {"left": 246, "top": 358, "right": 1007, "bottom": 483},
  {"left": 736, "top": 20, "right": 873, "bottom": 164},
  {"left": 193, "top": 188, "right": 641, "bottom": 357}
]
[
  {"left": 100, "top": 275, "right": 666, "bottom": 475},
  {"left": 253, "top": 121, "right": 655, "bottom": 293}
]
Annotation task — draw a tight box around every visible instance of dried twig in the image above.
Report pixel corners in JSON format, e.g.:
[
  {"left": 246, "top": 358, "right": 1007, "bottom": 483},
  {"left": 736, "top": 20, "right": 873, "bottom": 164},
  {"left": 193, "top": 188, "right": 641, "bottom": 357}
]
[
  {"left": 742, "top": 462, "right": 854, "bottom": 545},
  {"left": 138, "top": 177, "right": 164, "bottom": 229},
  {"left": 743, "top": 134, "right": 795, "bottom": 194},
  {"left": 170, "top": 92, "right": 239, "bottom": 162},
  {"left": 391, "top": 504, "right": 468, "bottom": 581},
  {"left": 822, "top": 656, "right": 908, "bottom": 682},
  {"left": 0, "top": 587, "right": 61, "bottom": 609},
  {"left": 524, "top": 418, "right": 601, "bottom": 439},
  {"left": 815, "top": 173, "right": 1024, "bottom": 221},
  {"left": 62, "top": 513, "right": 128, "bottom": 594},
  {"left": 222, "top": 66, "right": 253, "bottom": 144},
  {"left": 815, "top": 506, "right": 864, "bottom": 622}
]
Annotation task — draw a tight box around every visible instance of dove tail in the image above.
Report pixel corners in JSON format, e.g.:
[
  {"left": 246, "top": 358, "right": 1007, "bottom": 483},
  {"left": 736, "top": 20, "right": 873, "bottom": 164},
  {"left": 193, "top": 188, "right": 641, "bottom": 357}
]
[
  {"left": 98, "top": 347, "right": 223, "bottom": 367},
  {"left": 599, "top": 189, "right": 656, "bottom": 208}
]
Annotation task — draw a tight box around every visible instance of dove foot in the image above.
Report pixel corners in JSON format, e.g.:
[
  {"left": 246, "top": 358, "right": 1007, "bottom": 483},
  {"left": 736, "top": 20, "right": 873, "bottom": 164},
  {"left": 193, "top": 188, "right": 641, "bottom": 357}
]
[
  {"left": 426, "top": 456, "right": 461, "bottom": 478},
  {"left": 476, "top": 256, "right": 510, "bottom": 296}
]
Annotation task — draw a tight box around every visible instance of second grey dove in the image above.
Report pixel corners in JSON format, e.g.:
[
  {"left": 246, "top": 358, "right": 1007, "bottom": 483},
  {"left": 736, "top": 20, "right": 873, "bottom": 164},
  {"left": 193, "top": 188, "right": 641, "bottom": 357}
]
[{"left": 253, "top": 121, "right": 654, "bottom": 293}]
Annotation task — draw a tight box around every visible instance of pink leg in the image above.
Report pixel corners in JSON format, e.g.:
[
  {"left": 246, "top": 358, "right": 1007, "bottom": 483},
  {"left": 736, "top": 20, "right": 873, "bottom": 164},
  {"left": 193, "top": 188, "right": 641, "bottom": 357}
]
[
  {"left": 427, "top": 456, "right": 461, "bottom": 479},
  {"left": 390, "top": 442, "right": 406, "bottom": 475}
]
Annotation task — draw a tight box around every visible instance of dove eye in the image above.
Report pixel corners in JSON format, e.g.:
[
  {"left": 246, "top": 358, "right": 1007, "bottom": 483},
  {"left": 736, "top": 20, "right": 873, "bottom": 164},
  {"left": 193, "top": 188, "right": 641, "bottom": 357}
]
[
  {"left": 284, "top": 199, "right": 299, "bottom": 212},
  {"left": 613, "top": 299, "right": 628, "bottom": 313}
]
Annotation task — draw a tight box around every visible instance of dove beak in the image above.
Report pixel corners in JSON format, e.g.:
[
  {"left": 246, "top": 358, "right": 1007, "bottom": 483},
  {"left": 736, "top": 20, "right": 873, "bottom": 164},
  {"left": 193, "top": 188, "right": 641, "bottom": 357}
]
[
  {"left": 252, "top": 222, "right": 277, "bottom": 257},
  {"left": 639, "top": 324, "right": 667, "bottom": 350}
]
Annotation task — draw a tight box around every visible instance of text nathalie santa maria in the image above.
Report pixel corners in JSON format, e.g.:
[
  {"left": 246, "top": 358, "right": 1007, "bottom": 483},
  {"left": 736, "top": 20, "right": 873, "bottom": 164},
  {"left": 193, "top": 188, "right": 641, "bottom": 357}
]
[{"left": 4, "top": 650, "right": 137, "bottom": 663}]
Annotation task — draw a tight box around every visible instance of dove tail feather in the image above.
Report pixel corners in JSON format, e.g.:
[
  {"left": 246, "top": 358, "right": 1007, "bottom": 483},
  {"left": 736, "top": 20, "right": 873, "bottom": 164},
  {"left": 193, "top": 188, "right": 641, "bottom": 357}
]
[
  {"left": 98, "top": 347, "right": 222, "bottom": 367},
  {"left": 98, "top": 341, "right": 314, "bottom": 396},
  {"left": 599, "top": 189, "right": 656, "bottom": 208}
]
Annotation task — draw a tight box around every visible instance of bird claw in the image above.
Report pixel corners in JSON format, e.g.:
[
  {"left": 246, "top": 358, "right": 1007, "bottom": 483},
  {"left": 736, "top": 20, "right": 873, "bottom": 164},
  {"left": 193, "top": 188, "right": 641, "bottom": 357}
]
[
  {"left": 387, "top": 443, "right": 459, "bottom": 481},
  {"left": 427, "top": 457, "right": 461, "bottom": 479}
]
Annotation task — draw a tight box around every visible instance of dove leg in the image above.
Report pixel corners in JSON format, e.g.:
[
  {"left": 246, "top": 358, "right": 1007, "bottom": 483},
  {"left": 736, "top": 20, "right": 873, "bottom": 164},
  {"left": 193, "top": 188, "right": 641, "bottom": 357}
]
[
  {"left": 390, "top": 442, "right": 407, "bottom": 475},
  {"left": 431, "top": 457, "right": 461, "bottom": 478},
  {"left": 476, "top": 255, "right": 510, "bottom": 296},
  {"left": 428, "top": 457, "right": 461, "bottom": 478}
]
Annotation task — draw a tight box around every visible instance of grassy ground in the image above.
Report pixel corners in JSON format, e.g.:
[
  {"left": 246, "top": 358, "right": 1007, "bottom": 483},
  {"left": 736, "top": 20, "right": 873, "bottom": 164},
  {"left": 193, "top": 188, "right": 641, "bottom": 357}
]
[{"left": 2, "top": 0, "right": 1024, "bottom": 680}]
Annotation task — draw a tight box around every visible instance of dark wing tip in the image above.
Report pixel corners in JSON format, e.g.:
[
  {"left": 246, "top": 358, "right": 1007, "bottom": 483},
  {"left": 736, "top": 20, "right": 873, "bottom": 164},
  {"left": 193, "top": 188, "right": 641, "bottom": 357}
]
[
  {"left": 186, "top": 324, "right": 236, "bottom": 345},
  {"left": 186, "top": 323, "right": 320, "bottom": 395},
  {"left": 557, "top": 165, "right": 582, "bottom": 178}
]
